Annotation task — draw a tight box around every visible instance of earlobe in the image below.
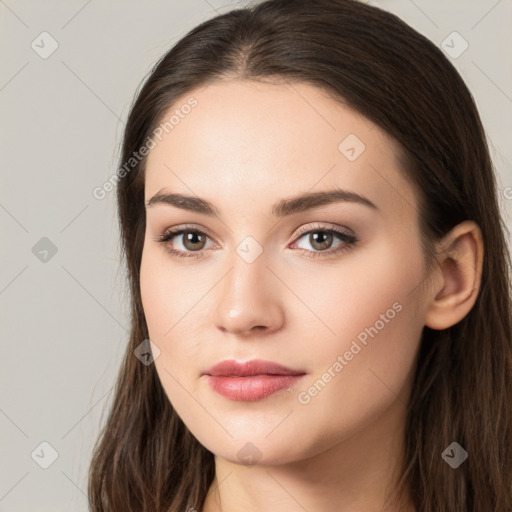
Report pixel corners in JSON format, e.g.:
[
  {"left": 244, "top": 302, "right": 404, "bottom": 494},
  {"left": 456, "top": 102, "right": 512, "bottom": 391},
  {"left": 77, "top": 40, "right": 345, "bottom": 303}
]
[{"left": 424, "top": 220, "right": 484, "bottom": 330}]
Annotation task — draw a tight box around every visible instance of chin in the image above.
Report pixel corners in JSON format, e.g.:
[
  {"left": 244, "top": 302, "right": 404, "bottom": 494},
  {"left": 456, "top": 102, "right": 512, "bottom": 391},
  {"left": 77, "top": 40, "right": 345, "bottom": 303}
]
[{"left": 191, "top": 426, "right": 319, "bottom": 468}]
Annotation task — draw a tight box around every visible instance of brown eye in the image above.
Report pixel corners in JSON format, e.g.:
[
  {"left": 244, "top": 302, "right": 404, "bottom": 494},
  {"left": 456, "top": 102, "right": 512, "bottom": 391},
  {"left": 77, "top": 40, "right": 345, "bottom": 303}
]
[
  {"left": 307, "top": 231, "right": 334, "bottom": 251},
  {"left": 181, "top": 230, "right": 207, "bottom": 251},
  {"left": 291, "top": 225, "right": 358, "bottom": 259},
  {"left": 155, "top": 227, "right": 214, "bottom": 259}
]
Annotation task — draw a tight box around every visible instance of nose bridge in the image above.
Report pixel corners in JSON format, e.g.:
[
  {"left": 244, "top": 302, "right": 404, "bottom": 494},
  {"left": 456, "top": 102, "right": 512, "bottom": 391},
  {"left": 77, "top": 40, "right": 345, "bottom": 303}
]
[
  {"left": 225, "top": 242, "right": 269, "bottom": 298},
  {"left": 213, "top": 239, "right": 285, "bottom": 335}
]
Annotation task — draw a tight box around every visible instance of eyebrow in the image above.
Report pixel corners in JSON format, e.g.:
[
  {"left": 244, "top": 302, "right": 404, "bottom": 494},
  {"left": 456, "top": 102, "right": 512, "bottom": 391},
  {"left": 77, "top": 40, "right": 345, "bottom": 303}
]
[{"left": 145, "top": 187, "right": 378, "bottom": 217}]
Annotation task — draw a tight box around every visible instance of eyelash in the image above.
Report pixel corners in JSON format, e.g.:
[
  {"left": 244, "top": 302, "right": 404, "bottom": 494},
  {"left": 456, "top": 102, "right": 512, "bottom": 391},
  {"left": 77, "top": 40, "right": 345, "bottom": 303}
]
[{"left": 153, "top": 223, "right": 358, "bottom": 260}]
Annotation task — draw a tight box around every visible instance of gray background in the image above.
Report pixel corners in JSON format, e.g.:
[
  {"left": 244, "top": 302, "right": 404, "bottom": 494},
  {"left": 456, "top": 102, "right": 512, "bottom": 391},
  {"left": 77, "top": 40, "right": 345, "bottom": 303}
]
[{"left": 1, "top": 1, "right": 511, "bottom": 510}]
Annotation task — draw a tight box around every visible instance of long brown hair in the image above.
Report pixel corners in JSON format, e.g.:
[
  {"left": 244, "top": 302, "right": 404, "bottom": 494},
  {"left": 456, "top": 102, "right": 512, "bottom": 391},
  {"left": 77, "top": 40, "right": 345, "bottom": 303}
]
[{"left": 88, "top": 1, "right": 512, "bottom": 510}]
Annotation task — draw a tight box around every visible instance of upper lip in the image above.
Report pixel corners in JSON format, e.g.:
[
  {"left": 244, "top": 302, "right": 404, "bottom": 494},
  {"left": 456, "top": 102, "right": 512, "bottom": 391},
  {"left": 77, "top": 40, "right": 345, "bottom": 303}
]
[{"left": 204, "top": 359, "right": 306, "bottom": 377}]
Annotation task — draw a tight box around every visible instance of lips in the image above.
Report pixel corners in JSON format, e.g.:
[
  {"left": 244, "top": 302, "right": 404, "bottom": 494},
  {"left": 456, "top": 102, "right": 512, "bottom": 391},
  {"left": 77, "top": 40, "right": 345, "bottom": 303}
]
[
  {"left": 203, "top": 359, "right": 306, "bottom": 401},
  {"left": 204, "top": 359, "right": 305, "bottom": 377}
]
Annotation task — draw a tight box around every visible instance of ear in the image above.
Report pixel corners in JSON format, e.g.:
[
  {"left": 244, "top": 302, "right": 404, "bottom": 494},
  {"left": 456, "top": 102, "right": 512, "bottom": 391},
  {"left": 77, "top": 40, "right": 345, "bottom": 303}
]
[{"left": 424, "top": 220, "right": 484, "bottom": 330}]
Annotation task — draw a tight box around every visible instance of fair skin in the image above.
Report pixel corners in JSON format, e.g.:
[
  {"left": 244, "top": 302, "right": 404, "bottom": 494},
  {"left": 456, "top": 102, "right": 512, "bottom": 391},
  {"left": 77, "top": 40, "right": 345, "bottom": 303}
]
[{"left": 140, "top": 79, "right": 483, "bottom": 512}]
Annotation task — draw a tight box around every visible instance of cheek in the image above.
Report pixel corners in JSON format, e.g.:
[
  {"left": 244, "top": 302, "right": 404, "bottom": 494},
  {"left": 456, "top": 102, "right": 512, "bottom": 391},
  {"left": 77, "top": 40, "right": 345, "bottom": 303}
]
[
  {"left": 296, "top": 235, "right": 422, "bottom": 363},
  {"left": 292, "top": 234, "right": 424, "bottom": 344},
  {"left": 295, "top": 237, "right": 425, "bottom": 416},
  {"left": 140, "top": 251, "right": 205, "bottom": 416},
  {"left": 140, "top": 247, "right": 197, "bottom": 339},
  {"left": 140, "top": 247, "right": 208, "bottom": 376},
  {"left": 140, "top": 250, "right": 167, "bottom": 336}
]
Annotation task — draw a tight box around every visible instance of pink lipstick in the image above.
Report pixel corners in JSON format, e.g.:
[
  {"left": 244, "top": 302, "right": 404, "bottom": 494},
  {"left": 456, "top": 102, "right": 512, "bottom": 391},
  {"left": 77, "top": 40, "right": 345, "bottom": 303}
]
[{"left": 203, "top": 359, "right": 306, "bottom": 401}]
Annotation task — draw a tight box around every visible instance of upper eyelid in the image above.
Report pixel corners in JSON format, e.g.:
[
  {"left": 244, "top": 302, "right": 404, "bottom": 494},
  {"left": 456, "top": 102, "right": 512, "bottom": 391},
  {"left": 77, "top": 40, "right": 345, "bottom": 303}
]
[
  {"left": 162, "top": 223, "right": 351, "bottom": 236},
  {"left": 294, "top": 223, "right": 354, "bottom": 237}
]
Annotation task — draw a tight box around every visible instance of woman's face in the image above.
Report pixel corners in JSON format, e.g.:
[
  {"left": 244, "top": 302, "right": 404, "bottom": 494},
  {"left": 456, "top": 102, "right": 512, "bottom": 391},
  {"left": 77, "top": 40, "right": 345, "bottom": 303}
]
[{"left": 140, "top": 79, "right": 430, "bottom": 465}]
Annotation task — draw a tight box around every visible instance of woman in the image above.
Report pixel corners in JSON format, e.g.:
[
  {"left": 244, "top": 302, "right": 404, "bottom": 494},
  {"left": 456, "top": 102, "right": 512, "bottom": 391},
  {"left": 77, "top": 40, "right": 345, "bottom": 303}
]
[{"left": 88, "top": 1, "right": 512, "bottom": 510}]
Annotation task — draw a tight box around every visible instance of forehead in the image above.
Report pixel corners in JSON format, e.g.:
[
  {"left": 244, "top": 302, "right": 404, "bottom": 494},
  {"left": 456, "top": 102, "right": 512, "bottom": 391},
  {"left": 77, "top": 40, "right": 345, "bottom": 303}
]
[{"left": 144, "top": 79, "right": 417, "bottom": 220}]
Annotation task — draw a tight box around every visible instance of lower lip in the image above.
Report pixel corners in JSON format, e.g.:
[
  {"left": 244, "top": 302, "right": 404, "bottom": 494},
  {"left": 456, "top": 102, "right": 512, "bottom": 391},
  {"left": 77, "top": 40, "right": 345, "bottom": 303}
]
[{"left": 205, "top": 374, "right": 305, "bottom": 401}]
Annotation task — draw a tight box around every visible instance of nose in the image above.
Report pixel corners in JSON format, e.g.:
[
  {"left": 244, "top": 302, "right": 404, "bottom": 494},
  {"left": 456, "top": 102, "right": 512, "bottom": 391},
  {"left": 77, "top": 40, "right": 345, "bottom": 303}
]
[{"left": 213, "top": 250, "right": 285, "bottom": 337}]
